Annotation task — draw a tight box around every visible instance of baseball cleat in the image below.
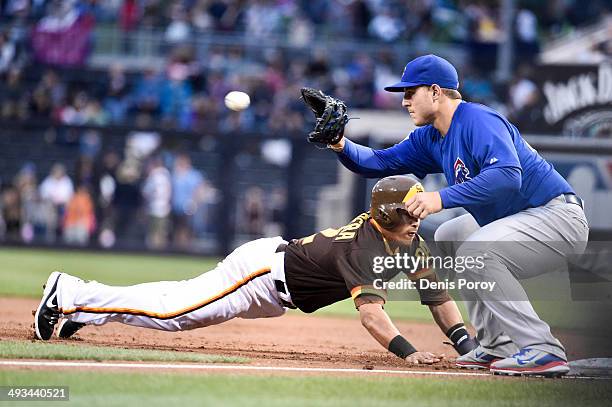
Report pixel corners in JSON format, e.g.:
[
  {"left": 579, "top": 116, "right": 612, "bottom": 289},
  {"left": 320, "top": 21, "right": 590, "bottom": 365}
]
[
  {"left": 57, "top": 319, "right": 86, "bottom": 339},
  {"left": 455, "top": 345, "right": 502, "bottom": 370},
  {"left": 34, "top": 271, "right": 62, "bottom": 340},
  {"left": 490, "top": 348, "right": 570, "bottom": 377}
]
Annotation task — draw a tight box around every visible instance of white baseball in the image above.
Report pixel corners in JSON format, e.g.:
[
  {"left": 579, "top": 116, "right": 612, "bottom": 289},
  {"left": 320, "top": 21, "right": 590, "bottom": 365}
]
[{"left": 224, "top": 91, "right": 251, "bottom": 111}]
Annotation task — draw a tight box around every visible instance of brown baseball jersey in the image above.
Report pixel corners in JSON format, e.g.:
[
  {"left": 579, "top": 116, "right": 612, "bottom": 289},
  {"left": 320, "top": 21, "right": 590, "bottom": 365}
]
[{"left": 283, "top": 212, "right": 450, "bottom": 313}]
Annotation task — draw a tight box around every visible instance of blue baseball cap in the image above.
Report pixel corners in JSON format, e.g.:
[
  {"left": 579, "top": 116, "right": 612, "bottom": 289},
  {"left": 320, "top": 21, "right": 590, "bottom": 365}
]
[{"left": 384, "top": 54, "right": 459, "bottom": 92}]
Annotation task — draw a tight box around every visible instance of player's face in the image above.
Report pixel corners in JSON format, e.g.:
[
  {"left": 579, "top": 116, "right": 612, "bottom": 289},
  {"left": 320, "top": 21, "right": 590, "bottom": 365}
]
[
  {"left": 402, "top": 86, "right": 435, "bottom": 126},
  {"left": 381, "top": 210, "right": 420, "bottom": 245}
]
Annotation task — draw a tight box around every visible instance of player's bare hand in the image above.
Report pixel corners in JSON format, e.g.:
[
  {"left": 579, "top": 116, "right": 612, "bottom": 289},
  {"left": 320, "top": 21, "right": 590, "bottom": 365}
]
[
  {"left": 404, "top": 192, "right": 443, "bottom": 220},
  {"left": 404, "top": 351, "right": 442, "bottom": 365}
]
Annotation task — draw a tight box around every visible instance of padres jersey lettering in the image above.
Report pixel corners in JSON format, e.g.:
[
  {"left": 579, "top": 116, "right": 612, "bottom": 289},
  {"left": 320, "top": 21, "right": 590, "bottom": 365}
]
[{"left": 284, "top": 213, "right": 446, "bottom": 313}]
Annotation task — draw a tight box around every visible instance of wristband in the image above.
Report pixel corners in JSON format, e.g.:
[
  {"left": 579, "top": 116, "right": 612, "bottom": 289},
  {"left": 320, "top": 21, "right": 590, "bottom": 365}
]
[
  {"left": 446, "top": 323, "right": 478, "bottom": 355},
  {"left": 388, "top": 335, "right": 417, "bottom": 359},
  {"left": 446, "top": 323, "right": 469, "bottom": 345},
  {"left": 328, "top": 141, "right": 344, "bottom": 152}
]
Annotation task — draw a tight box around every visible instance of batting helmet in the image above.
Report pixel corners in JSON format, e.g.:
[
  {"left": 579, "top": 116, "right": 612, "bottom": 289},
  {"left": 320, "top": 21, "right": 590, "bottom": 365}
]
[{"left": 370, "top": 175, "right": 424, "bottom": 230}]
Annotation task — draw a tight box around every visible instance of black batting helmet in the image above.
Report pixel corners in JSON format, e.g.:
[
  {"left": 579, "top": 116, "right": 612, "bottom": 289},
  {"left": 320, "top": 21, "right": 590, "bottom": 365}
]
[{"left": 370, "top": 175, "right": 424, "bottom": 230}]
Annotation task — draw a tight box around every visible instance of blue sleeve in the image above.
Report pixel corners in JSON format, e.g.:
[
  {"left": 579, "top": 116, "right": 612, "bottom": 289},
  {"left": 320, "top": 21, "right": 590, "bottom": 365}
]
[
  {"left": 337, "top": 130, "right": 441, "bottom": 179},
  {"left": 438, "top": 109, "right": 523, "bottom": 208},
  {"left": 439, "top": 167, "right": 521, "bottom": 208},
  {"left": 469, "top": 111, "right": 522, "bottom": 173}
]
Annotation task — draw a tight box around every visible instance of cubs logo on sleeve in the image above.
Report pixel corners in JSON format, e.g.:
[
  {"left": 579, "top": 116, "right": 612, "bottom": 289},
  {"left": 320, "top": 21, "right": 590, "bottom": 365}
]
[{"left": 454, "top": 157, "right": 472, "bottom": 184}]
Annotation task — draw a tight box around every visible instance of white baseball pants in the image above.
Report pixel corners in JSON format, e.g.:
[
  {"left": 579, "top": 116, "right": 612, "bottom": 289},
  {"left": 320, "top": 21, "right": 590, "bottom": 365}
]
[{"left": 56, "top": 237, "right": 290, "bottom": 331}]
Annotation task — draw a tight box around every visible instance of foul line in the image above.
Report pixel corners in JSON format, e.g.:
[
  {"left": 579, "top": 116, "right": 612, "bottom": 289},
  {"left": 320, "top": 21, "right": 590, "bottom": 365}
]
[{"left": 0, "top": 360, "right": 607, "bottom": 380}]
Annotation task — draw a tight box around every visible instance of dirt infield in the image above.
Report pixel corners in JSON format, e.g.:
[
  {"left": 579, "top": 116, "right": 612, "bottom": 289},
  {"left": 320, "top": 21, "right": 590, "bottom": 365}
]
[
  {"left": 1, "top": 297, "right": 459, "bottom": 372},
  {"left": 0, "top": 297, "right": 604, "bottom": 376}
]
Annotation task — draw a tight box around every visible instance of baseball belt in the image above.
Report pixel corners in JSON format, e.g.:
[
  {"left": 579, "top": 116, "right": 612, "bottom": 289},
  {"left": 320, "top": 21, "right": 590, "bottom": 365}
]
[
  {"left": 274, "top": 243, "right": 297, "bottom": 309},
  {"left": 561, "top": 193, "right": 584, "bottom": 209}
]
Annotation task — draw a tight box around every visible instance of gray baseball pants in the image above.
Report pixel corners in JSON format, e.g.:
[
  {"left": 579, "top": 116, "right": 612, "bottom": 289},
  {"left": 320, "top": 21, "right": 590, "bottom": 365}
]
[{"left": 434, "top": 195, "right": 589, "bottom": 360}]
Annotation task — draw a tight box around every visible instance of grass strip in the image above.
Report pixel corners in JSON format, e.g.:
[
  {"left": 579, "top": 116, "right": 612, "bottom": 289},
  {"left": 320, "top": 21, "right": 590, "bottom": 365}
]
[{"left": 0, "top": 340, "right": 247, "bottom": 364}]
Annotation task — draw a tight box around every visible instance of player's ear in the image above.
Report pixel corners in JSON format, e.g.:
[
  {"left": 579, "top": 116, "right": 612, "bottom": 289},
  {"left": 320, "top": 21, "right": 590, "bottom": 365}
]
[{"left": 431, "top": 84, "right": 440, "bottom": 102}]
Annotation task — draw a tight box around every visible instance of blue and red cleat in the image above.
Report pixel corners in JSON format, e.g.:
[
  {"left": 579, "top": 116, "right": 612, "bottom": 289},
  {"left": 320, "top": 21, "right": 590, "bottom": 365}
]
[
  {"left": 490, "top": 348, "right": 570, "bottom": 377},
  {"left": 455, "top": 345, "right": 502, "bottom": 370}
]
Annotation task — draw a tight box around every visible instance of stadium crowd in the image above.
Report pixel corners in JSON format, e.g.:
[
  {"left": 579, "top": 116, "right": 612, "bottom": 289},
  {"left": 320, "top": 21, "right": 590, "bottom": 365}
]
[
  {"left": 1, "top": 0, "right": 610, "bottom": 133},
  {"left": 1, "top": 0, "right": 610, "bottom": 250},
  {"left": 0, "top": 148, "right": 224, "bottom": 250}
]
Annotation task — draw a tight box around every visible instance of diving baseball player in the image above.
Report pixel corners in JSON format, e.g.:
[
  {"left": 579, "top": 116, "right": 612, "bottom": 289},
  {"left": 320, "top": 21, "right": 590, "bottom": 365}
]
[
  {"left": 300, "top": 55, "right": 589, "bottom": 377},
  {"left": 34, "top": 176, "right": 478, "bottom": 365}
]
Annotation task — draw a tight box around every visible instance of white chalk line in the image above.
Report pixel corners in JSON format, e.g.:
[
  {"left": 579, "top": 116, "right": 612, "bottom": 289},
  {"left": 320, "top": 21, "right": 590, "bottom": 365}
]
[{"left": 0, "top": 360, "right": 608, "bottom": 380}]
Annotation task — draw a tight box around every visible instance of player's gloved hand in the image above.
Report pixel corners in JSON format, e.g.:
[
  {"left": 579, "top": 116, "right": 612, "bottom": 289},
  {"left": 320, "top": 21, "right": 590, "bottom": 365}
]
[
  {"left": 300, "top": 87, "right": 349, "bottom": 146},
  {"left": 405, "top": 351, "right": 443, "bottom": 365}
]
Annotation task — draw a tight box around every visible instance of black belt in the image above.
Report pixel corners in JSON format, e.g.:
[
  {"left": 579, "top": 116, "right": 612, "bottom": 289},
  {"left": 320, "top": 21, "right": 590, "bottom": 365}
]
[
  {"left": 562, "top": 193, "right": 584, "bottom": 209},
  {"left": 274, "top": 243, "right": 296, "bottom": 309}
]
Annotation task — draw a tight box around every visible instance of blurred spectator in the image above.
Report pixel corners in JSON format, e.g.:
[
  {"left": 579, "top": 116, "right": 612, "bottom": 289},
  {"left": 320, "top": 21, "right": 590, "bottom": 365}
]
[
  {"left": 0, "top": 183, "right": 21, "bottom": 242},
  {"left": 160, "top": 63, "right": 193, "bottom": 126},
  {"left": 112, "top": 159, "right": 143, "bottom": 244},
  {"left": 75, "top": 155, "right": 96, "bottom": 186},
  {"left": 30, "top": 83, "right": 54, "bottom": 120},
  {"left": 287, "top": 11, "right": 314, "bottom": 46},
  {"left": 84, "top": 99, "right": 110, "bottom": 126},
  {"left": 515, "top": 8, "right": 540, "bottom": 59},
  {"left": 131, "top": 67, "right": 163, "bottom": 116},
  {"left": 165, "top": 2, "right": 192, "bottom": 45},
  {"left": 344, "top": 53, "right": 375, "bottom": 108},
  {"left": 244, "top": 0, "right": 282, "bottom": 38},
  {"left": 191, "top": 179, "right": 218, "bottom": 237},
  {"left": 264, "top": 187, "right": 286, "bottom": 237},
  {"left": 15, "top": 163, "right": 39, "bottom": 243},
  {"left": 0, "top": 67, "right": 28, "bottom": 120},
  {"left": 93, "top": 150, "right": 120, "bottom": 248},
  {"left": 368, "top": 7, "right": 404, "bottom": 42},
  {"left": 126, "top": 115, "right": 161, "bottom": 159},
  {"left": 39, "top": 163, "right": 74, "bottom": 239},
  {"left": 79, "top": 130, "right": 102, "bottom": 159},
  {"left": 184, "top": 94, "right": 220, "bottom": 133},
  {"left": 191, "top": 0, "right": 214, "bottom": 32},
  {"left": 507, "top": 64, "right": 541, "bottom": 125},
  {"left": 58, "top": 90, "right": 90, "bottom": 125},
  {"left": 240, "top": 185, "right": 265, "bottom": 236},
  {"left": 63, "top": 184, "right": 96, "bottom": 246},
  {"left": 14, "top": 163, "right": 56, "bottom": 243},
  {"left": 171, "top": 153, "right": 203, "bottom": 249},
  {"left": 119, "top": 0, "right": 142, "bottom": 52},
  {"left": 35, "top": 70, "right": 67, "bottom": 108},
  {"left": 142, "top": 156, "right": 172, "bottom": 250},
  {"left": 0, "top": 31, "right": 16, "bottom": 75},
  {"left": 104, "top": 64, "right": 130, "bottom": 123},
  {"left": 461, "top": 63, "right": 497, "bottom": 104}
]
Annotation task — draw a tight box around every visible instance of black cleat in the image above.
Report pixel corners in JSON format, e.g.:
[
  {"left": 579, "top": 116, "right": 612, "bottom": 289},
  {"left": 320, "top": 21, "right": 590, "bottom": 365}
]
[
  {"left": 34, "top": 272, "right": 61, "bottom": 340},
  {"left": 56, "top": 319, "right": 86, "bottom": 339}
]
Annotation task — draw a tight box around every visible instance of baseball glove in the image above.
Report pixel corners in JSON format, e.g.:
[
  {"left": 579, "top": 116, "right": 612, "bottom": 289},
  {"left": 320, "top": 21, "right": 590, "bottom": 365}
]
[{"left": 300, "top": 87, "right": 349, "bottom": 145}]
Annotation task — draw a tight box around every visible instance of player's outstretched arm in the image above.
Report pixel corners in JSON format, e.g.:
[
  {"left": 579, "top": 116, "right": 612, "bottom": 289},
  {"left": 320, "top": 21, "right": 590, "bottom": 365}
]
[{"left": 356, "top": 297, "right": 441, "bottom": 364}]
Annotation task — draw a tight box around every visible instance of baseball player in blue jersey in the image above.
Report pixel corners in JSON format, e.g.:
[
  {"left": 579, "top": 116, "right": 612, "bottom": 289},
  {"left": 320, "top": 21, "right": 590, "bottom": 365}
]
[{"left": 302, "top": 55, "right": 589, "bottom": 377}]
